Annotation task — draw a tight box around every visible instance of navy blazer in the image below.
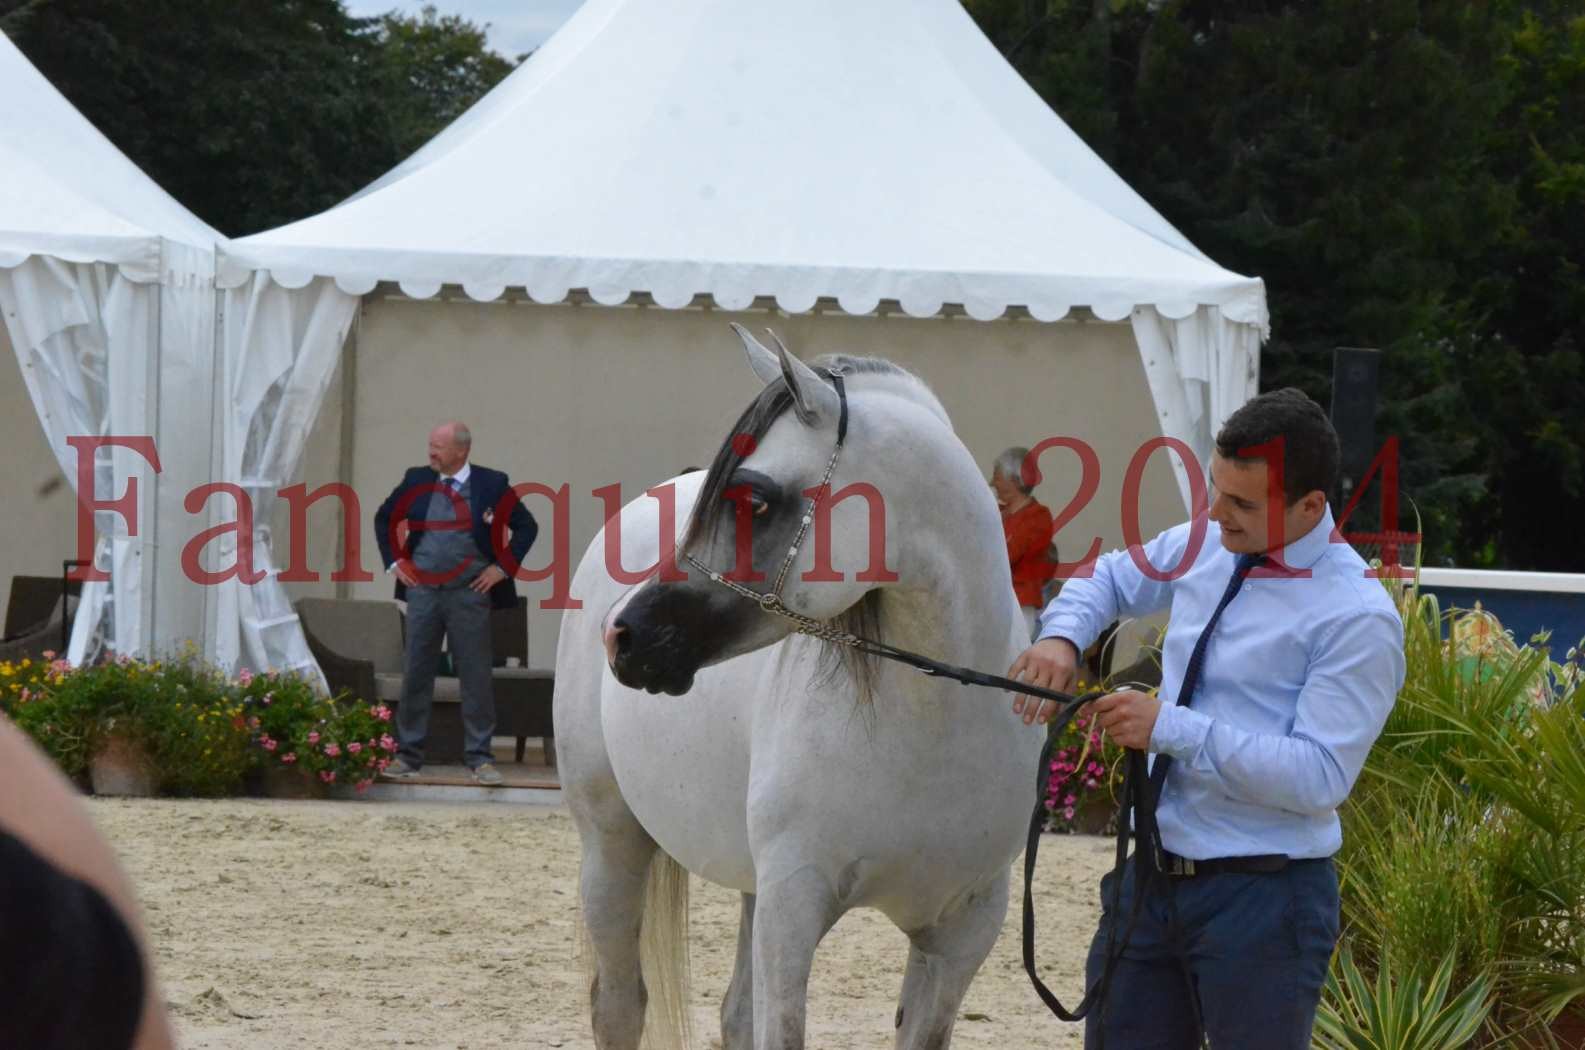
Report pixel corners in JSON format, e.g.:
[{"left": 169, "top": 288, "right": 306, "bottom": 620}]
[{"left": 373, "top": 464, "right": 538, "bottom": 610}]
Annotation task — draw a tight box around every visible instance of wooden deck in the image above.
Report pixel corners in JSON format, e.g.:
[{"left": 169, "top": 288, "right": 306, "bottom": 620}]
[{"left": 347, "top": 738, "right": 561, "bottom": 804}]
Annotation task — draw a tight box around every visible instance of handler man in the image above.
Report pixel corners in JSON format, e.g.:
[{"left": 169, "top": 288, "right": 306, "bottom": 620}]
[{"left": 1008, "top": 388, "right": 1405, "bottom": 1048}]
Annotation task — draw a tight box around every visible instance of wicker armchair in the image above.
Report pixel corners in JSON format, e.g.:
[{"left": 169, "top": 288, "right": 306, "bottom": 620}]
[{"left": 0, "top": 576, "right": 81, "bottom": 663}]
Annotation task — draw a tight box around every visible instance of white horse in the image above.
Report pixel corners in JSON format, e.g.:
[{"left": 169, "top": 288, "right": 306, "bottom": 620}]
[{"left": 554, "top": 325, "right": 1044, "bottom": 1050}]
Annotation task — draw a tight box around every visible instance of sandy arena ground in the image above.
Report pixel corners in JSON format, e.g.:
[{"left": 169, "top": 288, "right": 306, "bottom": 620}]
[{"left": 89, "top": 798, "right": 1113, "bottom": 1049}]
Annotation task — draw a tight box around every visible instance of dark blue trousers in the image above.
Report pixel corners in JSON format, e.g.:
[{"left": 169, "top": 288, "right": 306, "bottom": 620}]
[{"left": 1083, "top": 855, "right": 1339, "bottom": 1049}]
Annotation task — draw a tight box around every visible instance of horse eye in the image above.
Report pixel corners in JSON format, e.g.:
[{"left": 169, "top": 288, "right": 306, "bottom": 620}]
[{"left": 751, "top": 495, "right": 769, "bottom": 517}]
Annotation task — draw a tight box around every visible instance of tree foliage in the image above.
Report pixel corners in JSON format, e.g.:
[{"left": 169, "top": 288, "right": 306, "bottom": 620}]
[
  {"left": 966, "top": 0, "right": 1585, "bottom": 570},
  {"left": 0, "top": 1, "right": 517, "bottom": 236}
]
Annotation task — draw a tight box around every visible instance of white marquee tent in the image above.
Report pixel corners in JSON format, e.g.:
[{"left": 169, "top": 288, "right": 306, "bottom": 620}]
[
  {"left": 0, "top": 29, "right": 221, "bottom": 665},
  {"left": 0, "top": 30, "right": 346, "bottom": 679},
  {"left": 222, "top": 0, "right": 1267, "bottom": 668}
]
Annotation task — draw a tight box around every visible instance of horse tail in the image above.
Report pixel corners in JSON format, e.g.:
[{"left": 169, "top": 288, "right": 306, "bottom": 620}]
[{"left": 640, "top": 851, "right": 692, "bottom": 1050}]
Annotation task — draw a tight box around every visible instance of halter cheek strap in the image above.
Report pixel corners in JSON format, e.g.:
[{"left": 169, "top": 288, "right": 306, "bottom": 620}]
[{"left": 685, "top": 368, "right": 848, "bottom": 620}]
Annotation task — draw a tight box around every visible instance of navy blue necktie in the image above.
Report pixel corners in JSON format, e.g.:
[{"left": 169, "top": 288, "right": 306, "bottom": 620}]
[{"left": 1148, "top": 552, "right": 1266, "bottom": 803}]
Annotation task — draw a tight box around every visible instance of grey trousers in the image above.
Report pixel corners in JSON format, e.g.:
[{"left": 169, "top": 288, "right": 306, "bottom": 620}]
[{"left": 398, "top": 585, "right": 495, "bottom": 769}]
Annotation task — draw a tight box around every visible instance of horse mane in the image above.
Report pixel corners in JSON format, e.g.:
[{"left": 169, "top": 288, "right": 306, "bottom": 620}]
[{"left": 683, "top": 354, "right": 940, "bottom": 703}]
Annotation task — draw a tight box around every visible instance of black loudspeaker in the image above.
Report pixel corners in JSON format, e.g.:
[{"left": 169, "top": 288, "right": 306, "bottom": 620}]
[{"left": 1330, "top": 347, "right": 1381, "bottom": 506}]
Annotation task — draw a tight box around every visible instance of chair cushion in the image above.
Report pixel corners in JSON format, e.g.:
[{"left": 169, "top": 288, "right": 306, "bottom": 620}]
[
  {"left": 374, "top": 672, "right": 463, "bottom": 703},
  {"left": 373, "top": 673, "right": 404, "bottom": 703}
]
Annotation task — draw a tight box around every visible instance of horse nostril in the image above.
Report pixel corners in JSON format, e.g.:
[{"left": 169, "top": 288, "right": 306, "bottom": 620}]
[{"left": 603, "top": 620, "right": 631, "bottom": 663}]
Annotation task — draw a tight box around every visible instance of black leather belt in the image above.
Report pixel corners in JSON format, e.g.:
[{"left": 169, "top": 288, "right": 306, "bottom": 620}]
[{"left": 1153, "top": 848, "right": 1290, "bottom": 877}]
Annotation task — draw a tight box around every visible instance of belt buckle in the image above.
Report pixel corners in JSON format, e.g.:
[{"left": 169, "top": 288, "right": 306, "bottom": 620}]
[{"left": 1155, "top": 848, "right": 1195, "bottom": 877}]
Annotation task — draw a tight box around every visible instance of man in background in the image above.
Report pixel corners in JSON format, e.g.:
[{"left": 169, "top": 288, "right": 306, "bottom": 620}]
[{"left": 375, "top": 422, "right": 536, "bottom": 785}]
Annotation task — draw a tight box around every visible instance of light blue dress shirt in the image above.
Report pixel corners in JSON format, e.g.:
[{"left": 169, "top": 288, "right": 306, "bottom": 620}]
[{"left": 1037, "top": 507, "right": 1405, "bottom": 860}]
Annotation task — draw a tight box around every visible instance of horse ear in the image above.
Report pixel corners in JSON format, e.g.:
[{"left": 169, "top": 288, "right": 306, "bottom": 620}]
[
  {"left": 731, "top": 322, "right": 784, "bottom": 387},
  {"left": 766, "top": 328, "right": 839, "bottom": 427}
]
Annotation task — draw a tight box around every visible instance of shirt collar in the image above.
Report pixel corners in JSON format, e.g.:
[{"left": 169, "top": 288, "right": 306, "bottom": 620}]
[
  {"left": 1265, "top": 504, "right": 1336, "bottom": 573},
  {"left": 441, "top": 462, "right": 471, "bottom": 487}
]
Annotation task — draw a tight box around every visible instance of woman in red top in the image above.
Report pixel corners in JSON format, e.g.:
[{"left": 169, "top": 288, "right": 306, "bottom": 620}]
[{"left": 991, "top": 447, "right": 1057, "bottom": 639}]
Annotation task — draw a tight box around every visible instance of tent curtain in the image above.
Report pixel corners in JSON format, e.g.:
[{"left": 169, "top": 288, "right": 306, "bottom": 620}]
[
  {"left": 214, "top": 274, "right": 357, "bottom": 680},
  {"left": 1131, "top": 305, "right": 1263, "bottom": 516},
  {"left": 0, "top": 253, "right": 158, "bottom": 664}
]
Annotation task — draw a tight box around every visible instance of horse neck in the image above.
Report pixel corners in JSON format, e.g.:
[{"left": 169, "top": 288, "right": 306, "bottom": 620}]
[{"left": 866, "top": 519, "right": 1019, "bottom": 712}]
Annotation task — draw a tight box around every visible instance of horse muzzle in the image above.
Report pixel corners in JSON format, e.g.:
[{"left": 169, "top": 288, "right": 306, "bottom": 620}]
[{"left": 604, "top": 616, "right": 699, "bottom": 695}]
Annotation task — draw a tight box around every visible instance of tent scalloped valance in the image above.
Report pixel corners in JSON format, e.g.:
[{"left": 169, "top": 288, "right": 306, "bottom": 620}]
[
  {"left": 217, "top": 264, "right": 1266, "bottom": 332},
  {"left": 0, "top": 249, "right": 163, "bottom": 284}
]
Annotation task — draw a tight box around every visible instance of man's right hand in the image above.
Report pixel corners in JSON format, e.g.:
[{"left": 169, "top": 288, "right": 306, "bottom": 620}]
[
  {"left": 392, "top": 559, "right": 419, "bottom": 587},
  {"left": 1007, "top": 637, "right": 1080, "bottom": 726}
]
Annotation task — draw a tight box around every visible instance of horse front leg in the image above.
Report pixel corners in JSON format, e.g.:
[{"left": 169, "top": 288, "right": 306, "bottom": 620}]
[
  {"left": 893, "top": 872, "right": 1009, "bottom": 1050},
  {"left": 751, "top": 866, "right": 840, "bottom": 1050}
]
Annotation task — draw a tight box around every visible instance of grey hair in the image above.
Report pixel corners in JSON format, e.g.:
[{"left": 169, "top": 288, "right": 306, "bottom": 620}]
[
  {"left": 449, "top": 422, "right": 473, "bottom": 449},
  {"left": 992, "top": 446, "right": 1033, "bottom": 494}
]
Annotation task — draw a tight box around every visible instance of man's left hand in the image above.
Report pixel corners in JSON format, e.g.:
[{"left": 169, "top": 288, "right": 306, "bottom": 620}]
[
  {"left": 470, "top": 564, "right": 508, "bottom": 593},
  {"left": 1090, "top": 690, "right": 1162, "bottom": 751}
]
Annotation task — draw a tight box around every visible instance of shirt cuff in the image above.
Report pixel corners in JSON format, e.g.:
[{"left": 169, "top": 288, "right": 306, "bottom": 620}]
[
  {"left": 1036, "top": 609, "right": 1093, "bottom": 650},
  {"left": 1150, "top": 703, "right": 1213, "bottom": 762}
]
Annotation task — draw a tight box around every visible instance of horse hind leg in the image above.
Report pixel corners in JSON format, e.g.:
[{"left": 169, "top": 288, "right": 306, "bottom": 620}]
[
  {"left": 576, "top": 816, "right": 692, "bottom": 1050},
  {"left": 721, "top": 893, "right": 755, "bottom": 1050},
  {"left": 892, "top": 873, "right": 1009, "bottom": 1050},
  {"left": 578, "top": 823, "right": 655, "bottom": 1050}
]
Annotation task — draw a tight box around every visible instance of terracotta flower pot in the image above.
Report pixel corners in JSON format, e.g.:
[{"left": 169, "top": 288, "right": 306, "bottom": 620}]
[
  {"left": 260, "top": 763, "right": 328, "bottom": 800},
  {"left": 89, "top": 735, "right": 158, "bottom": 797}
]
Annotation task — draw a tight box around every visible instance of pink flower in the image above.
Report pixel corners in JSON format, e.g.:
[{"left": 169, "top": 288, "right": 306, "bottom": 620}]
[
  {"left": 379, "top": 734, "right": 396, "bottom": 752},
  {"left": 1044, "top": 799, "right": 1056, "bottom": 810},
  {"left": 280, "top": 752, "right": 297, "bottom": 764},
  {"left": 319, "top": 770, "right": 337, "bottom": 784},
  {"left": 1063, "top": 807, "right": 1075, "bottom": 821},
  {"left": 355, "top": 778, "right": 373, "bottom": 794},
  {"left": 1064, "top": 794, "right": 1077, "bottom": 806},
  {"left": 324, "top": 743, "right": 341, "bottom": 758},
  {"left": 238, "top": 668, "right": 254, "bottom": 685},
  {"left": 263, "top": 738, "right": 278, "bottom": 752},
  {"left": 374, "top": 705, "right": 392, "bottom": 722},
  {"left": 348, "top": 741, "right": 363, "bottom": 754},
  {"left": 307, "top": 731, "right": 320, "bottom": 745},
  {"left": 376, "top": 758, "right": 390, "bottom": 772}
]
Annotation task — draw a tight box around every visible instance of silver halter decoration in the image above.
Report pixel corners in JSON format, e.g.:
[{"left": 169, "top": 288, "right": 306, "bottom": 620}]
[{"left": 683, "top": 366, "right": 864, "bottom": 647}]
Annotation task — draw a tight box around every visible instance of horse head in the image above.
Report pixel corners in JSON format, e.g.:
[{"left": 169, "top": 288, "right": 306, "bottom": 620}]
[{"left": 603, "top": 323, "right": 964, "bottom": 696}]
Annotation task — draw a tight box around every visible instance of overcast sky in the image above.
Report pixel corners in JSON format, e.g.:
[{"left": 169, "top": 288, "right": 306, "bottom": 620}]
[{"left": 344, "top": 1, "right": 585, "bottom": 58}]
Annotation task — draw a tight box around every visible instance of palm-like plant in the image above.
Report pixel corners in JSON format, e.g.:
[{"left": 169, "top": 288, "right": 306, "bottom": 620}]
[{"left": 1315, "top": 945, "right": 1493, "bottom": 1050}]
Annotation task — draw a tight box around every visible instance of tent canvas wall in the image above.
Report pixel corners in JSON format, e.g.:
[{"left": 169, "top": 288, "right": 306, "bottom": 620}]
[
  {"left": 226, "top": 0, "right": 1268, "bottom": 672},
  {"left": 0, "top": 29, "right": 223, "bottom": 664}
]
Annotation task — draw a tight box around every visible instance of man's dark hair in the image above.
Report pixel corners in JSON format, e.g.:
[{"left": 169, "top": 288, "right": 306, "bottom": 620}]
[{"left": 1214, "top": 388, "right": 1340, "bottom": 505}]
